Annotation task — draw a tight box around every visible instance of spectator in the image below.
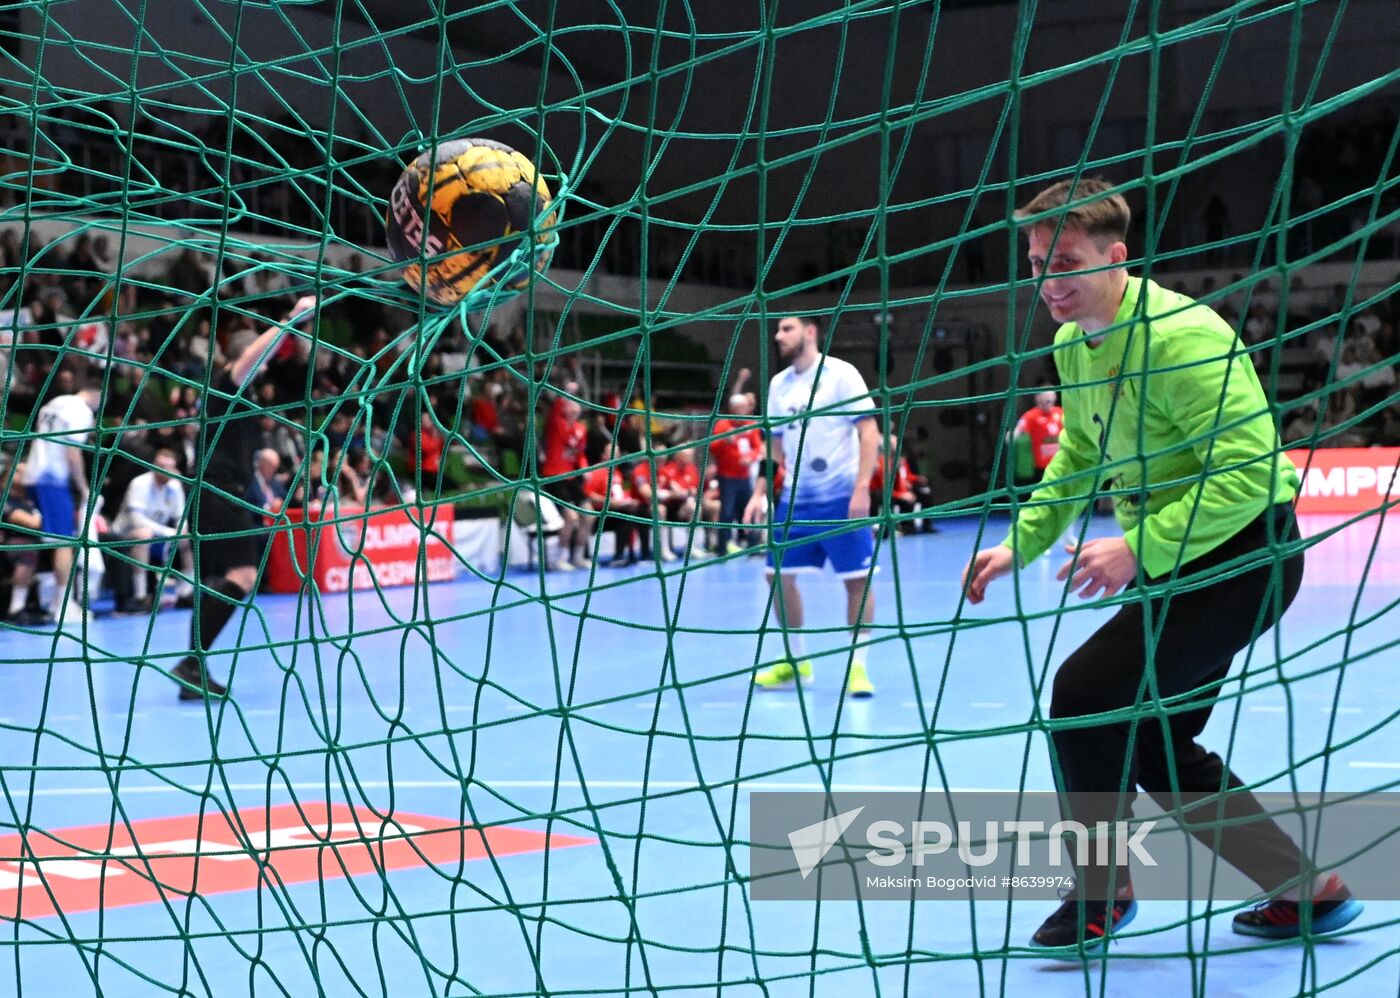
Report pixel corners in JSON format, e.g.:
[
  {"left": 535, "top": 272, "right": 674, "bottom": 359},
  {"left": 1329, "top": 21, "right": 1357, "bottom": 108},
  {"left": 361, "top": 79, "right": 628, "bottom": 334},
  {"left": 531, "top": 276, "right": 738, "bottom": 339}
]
[
  {"left": 110, "top": 447, "right": 193, "bottom": 613},
  {"left": 246, "top": 448, "right": 286, "bottom": 511},
  {"left": 870, "top": 433, "right": 923, "bottom": 536},
  {"left": 583, "top": 455, "right": 642, "bottom": 567},
  {"left": 407, "top": 411, "right": 445, "bottom": 484},
  {"left": 538, "top": 394, "right": 592, "bottom": 570},
  {"left": 258, "top": 414, "right": 305, "bottom": 470},
  {"left": 708, "top": 393, "right": 762, "bottom": 554}
]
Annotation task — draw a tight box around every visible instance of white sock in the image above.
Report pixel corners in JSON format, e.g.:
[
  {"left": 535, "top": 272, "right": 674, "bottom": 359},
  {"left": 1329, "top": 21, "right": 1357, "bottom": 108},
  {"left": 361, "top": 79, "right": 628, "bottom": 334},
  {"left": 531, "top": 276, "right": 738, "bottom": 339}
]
[
  {"left": 784, "top": 630, "right": 806, "bottom": 659},
  {"left": 9, "top": 587, "right": 26, "bottom": 616},
  {"left": 857, "top": 630, "right": 872, "bottom": 666},
  {"left": 131, "top": 570, "right": 148, "bottom": 600}
]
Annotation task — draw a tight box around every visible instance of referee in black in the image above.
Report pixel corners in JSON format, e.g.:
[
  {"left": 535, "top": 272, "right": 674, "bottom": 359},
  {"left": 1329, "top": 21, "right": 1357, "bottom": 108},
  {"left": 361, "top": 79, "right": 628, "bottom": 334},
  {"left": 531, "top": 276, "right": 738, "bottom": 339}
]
[{"left": 172, "top": 295, "right": 317, "bottom": 701}]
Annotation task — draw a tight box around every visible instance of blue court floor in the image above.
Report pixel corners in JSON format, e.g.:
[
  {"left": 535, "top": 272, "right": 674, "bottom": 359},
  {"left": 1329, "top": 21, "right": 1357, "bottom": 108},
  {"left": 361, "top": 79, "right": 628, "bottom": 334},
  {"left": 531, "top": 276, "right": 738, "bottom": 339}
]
[{"left": 0, "top": 512, "right": 1395, "bottom": 997}]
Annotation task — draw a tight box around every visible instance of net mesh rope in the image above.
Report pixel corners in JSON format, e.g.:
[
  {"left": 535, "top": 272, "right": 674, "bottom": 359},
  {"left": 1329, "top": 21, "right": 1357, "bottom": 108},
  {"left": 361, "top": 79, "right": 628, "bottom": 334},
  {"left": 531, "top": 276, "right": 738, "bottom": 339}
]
[{"left": 0, "top": 1, "right": 1395, "bottom": 995}]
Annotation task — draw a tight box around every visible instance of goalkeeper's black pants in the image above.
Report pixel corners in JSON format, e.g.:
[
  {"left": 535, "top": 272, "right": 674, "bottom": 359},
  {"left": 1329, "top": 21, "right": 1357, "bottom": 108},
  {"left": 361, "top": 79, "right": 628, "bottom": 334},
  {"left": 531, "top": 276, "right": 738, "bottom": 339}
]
[{"left": 1048, "top": 502, "right": 1308, "bottom": 900}]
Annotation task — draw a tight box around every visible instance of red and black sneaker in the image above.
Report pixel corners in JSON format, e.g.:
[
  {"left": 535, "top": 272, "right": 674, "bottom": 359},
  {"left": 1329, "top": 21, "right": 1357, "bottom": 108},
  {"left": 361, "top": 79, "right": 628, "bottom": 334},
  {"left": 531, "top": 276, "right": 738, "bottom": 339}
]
[
  {"left": 1233, "top": 873, "right": 1364, "bottom": 939},
  {"left": 1030, "top": 888, "right": 1137, "bottom": 956}
]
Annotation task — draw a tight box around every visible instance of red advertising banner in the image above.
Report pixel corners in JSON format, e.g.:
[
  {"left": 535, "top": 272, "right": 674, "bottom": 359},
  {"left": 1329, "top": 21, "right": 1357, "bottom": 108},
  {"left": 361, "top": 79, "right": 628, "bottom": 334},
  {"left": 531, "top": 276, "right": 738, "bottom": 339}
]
[
  {"left": 264, "top": 502, "right": 462, "bottom": 593},
  {"left": 1286, "top": 447, "right": 1400, "bottom": 515},
  {"left": 0, "top": 802, "right": 594, "bottom": 920}
]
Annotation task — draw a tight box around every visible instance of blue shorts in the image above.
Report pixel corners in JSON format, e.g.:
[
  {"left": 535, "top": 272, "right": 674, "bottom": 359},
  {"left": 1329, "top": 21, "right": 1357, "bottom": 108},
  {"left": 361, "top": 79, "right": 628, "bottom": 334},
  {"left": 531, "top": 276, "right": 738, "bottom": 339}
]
[
  {"left": 30, "top": 483, "right": 77, "bottom": 538},
  {"left": 766, "top": 496, "right": 876, "bottom": 578}
]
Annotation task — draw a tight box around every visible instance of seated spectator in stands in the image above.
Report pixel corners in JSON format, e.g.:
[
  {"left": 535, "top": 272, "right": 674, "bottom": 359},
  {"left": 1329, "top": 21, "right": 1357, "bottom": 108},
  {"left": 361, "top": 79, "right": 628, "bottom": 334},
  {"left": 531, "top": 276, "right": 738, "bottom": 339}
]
[
  {"left": 258, "top": 414, "right": 304, "bottom": 470},
  {"left": 870, "top": 433, "right": 921, "bottom": 536},
  {"left": 1337, "top": 334, "right": 1396, "bottom": 423},
  {"left": 246, "top": 448, "right": 286, "bottom": 512},
  {"left": 407, "top": 411, "right": 445, "bottom": 487},
  {"left": 583, "top": 458, "right": 642, "bottom": 567},
  {"left": 287, "top": 446, "right": 329, "bottom": 509},
  {"left": 110, "top": 448, "right": 193, "bottom": 613},
  {"left": 468, "top": 379, "right": 501, "bottom": 444},
  {"left": 659, "top": 446, "right": 709, "bottom": 558},
  {"left": 0, "top": 463, "right": 48, "bottom": 625}
]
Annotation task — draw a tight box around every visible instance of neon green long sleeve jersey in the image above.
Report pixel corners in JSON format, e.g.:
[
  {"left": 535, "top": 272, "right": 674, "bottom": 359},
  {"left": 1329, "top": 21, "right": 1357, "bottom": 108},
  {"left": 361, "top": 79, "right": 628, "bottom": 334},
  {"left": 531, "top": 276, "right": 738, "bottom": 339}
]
[{"left": 999, "top": 275, "right": 1298, "bottom": 578}]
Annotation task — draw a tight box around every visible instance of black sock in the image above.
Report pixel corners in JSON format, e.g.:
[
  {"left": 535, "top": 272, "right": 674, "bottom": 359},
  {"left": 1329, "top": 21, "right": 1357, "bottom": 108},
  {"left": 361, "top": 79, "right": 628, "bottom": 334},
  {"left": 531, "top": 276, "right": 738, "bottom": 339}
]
[{"left": 181, "top": 578, "right": 247, "bottom": 672}]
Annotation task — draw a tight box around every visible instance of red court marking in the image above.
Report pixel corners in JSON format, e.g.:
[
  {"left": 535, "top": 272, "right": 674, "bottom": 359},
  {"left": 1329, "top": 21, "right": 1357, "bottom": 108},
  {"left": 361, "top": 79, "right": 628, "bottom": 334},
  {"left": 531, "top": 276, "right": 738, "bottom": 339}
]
[{"left": 0, "top": 802, "right": 594, "bottom": 920}]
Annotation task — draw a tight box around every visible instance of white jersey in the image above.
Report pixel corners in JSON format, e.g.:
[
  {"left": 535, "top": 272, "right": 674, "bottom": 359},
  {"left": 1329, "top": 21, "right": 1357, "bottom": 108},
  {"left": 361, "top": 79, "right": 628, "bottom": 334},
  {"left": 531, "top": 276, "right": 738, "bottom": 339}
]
[
  {"left": 114, "top": 471, "right": 186, "bottom": 535},
  {"left": 767, "top": 354, "right": 876, "bottom": 505},
  {"left": 23, "top": 394, "right": 94, "bottom": 487}
]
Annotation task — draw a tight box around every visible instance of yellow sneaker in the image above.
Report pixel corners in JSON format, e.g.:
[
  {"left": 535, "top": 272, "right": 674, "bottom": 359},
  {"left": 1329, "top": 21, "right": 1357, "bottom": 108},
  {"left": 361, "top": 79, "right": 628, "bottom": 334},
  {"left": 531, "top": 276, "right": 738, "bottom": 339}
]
[
  {"left": 754, "top": 660, "right": 813, "bottom": 690},
  {"left": 845, "top": 661, "right": 875, "bottom": 699}
]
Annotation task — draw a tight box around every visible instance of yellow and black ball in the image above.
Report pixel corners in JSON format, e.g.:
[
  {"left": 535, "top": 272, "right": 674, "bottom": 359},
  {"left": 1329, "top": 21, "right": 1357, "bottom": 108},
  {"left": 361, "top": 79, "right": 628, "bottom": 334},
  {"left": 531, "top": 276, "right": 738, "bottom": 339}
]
[{"left": 385, "top": 138, "right": 554, "bottom": 307}]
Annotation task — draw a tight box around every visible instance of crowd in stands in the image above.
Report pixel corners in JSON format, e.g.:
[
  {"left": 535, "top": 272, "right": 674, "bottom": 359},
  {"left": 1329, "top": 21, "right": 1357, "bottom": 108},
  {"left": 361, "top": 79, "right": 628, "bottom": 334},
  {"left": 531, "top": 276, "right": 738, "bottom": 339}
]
[{"left": 1163, "top": 273, "right": 1400, "bottom": 448}]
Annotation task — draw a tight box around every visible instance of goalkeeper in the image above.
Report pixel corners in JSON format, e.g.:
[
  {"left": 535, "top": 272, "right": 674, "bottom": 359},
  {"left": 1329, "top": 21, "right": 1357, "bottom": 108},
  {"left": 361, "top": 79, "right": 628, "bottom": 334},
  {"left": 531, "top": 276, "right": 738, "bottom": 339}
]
[{"left": 962, "top": 178, "right": 1360, "bottom": 952}]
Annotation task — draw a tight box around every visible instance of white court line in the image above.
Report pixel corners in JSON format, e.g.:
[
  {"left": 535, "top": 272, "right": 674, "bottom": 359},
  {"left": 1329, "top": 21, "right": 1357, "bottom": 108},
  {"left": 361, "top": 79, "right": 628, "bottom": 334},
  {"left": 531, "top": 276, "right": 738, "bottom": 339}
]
[
  {"left": 1334, "top": 707, "right": 1364, "bottom": 715},
  {"left": 3, "top": 778, "right": 1006, "bottom": 799},
  {"left": 1349, "top": 762, "right": 1400, "bottom": 770}
]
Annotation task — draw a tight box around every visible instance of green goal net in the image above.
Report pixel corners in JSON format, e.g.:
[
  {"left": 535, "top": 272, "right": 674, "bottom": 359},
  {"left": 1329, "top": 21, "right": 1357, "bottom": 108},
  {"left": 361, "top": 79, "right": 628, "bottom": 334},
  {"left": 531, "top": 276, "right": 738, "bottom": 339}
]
[{"left": 0, "top": 1, "right": 1396, "bottom": 996}]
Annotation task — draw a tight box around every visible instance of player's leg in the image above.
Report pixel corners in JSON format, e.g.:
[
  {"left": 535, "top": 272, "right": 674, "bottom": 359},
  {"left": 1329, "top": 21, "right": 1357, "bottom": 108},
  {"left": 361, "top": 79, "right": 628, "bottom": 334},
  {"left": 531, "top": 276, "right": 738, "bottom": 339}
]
[
  {"left": 823, "top": 512, "right": 878, "bottom": 698},
  {"left": 839, "top": 573, "right": 876, "bottom": 698},
  {"left": 1032, "top": 504, "right": 1343, "bottom": 950},
  {"left": 31, "top": 483, "right": 78, "bottom": 620},
  {"left": 1132, "top": 513, "right": 1361, "bottom": 938},
  {"left": 571, "top": 502, "right": 595, "bottom": 569},
  {"left": 124, "top": 526, "right": 156, "bottom": 609},
  {"left": 755, "top": 499, "right": 823, "bottom": 688},
  {"left": 174, "top": 492, "right": 258, "bottom": 701}
]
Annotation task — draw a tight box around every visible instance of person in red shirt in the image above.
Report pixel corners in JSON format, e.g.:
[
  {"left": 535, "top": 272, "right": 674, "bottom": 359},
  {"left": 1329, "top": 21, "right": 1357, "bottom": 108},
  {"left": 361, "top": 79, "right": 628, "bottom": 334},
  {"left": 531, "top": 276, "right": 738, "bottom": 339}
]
[
  {"left": 627, "top": 456, "right": 671, "bottom": 562},
  {"left": 658, "top": 447, "right": 713, "bottom": 559},
  {"left": 708, "top": 393, "right": 763, "bottom": 554},
  {"left": 869, "top": 433, "right": 918, "bottom": 535},
  {"left": 539, "top": 394, "right": 591, "bottom": 570},
  {"left": 407, "top": 412, "right": 445, "bottom": 484},
  {"left": 1014, "top": 390, "right": 1065, "bottom": 482},
  {"left": 584, "top": 460, "right": 641, "bottom": 566}
]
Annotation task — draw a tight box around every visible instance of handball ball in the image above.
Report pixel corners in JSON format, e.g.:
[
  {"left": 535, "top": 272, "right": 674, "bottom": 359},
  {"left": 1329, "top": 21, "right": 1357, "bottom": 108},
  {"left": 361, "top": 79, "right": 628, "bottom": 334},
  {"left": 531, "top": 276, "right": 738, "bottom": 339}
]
[{"left": 385, "top": 138, "right": 554, "bottom": 307}]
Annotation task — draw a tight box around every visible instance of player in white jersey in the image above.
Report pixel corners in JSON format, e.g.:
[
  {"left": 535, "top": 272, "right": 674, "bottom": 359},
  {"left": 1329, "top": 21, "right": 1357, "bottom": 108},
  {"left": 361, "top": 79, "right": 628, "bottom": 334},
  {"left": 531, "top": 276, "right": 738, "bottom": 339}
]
[
  {"left": 22, "top": 386, "right": 101, "bottom": 620},
  {"left": 743, "top": 315, "right": 880, "bottom": 698},
  {"left": 112, "top": 448, "right": 193, "bottom": 612}
]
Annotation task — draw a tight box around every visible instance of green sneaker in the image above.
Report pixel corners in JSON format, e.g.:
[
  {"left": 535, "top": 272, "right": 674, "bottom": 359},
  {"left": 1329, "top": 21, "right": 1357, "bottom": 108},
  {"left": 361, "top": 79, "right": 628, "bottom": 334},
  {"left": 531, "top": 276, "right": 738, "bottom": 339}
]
[
  {"left": 845, "top": 661, "right": 875, "bottom": 699},
  {"left": 754, "top": 660, "right": 813, "bottom": 690}
]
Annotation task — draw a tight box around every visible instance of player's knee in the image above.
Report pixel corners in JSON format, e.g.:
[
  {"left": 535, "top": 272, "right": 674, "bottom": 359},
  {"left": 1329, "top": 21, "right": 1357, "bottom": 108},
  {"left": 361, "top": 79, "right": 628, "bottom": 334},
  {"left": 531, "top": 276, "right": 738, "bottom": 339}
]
[
  {"left": 226, "top": 567, "right": 257, "bottom": 593},
  {"left": 1049, "top": 655, "right": 1110, "bottom": 720}
]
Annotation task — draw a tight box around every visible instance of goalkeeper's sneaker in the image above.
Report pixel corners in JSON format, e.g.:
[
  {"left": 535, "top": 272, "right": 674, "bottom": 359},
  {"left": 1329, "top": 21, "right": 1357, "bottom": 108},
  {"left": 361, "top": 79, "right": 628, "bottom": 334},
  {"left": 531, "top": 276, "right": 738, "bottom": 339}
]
[
  {"left": 1233, "top": 874, "right": 1363, "bottom": 938},
  {"left": 1030, "top": 888, "right": 1137, "bottom": 956},
  {"left": 845, "top": 661, "right": 875, "bottom": 698},
  {"left": 753, "top": 660, "right": 813, "bottom": 690}
]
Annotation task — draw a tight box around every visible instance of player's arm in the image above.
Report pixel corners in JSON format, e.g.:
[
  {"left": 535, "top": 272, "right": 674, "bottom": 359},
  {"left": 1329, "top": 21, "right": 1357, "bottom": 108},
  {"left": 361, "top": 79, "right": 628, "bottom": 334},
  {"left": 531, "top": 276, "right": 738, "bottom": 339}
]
[
  {"left": 67, "top": 445, "right": 88, "bottom": 503},
  {"left": 228, "top": 294, "right": 318, "bottom": 389},
  {"left": 1122, "top": 333, "right": 1291, "bottom": 578},
  {"left": 4, "top": 503, "right": 42, "bottom": 532},
  {"left": 849, "top": 415, "right": 879, "bottom": 519},
  {"left": 743, "top": 449, "right": 780, "bottom": 524}
]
